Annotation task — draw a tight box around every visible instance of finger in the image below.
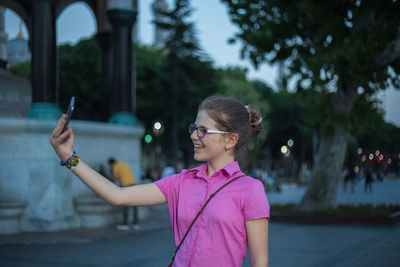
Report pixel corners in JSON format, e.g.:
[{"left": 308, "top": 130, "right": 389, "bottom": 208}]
[
  {"left": 57, "top": 127, "right": 72, "bottom": 144},
  {"left": 51, "top": 114, "right": 67, "bottom": 138},
  {"left": 50, "top": 115, "right": 64, "bottom": 138}
]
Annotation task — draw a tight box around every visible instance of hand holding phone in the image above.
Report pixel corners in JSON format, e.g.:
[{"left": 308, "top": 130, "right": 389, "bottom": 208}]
[{"left": 62, "top": 96, "right": 75, "bottom": 134}]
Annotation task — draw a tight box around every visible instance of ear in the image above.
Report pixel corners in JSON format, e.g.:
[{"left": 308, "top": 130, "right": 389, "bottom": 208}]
[{"left": 225, "top": 133, "right": 239, "bottom": 150}]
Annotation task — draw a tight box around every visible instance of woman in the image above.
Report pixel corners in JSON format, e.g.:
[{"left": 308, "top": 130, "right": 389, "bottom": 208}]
[{"left": 49, "top": 96, "right": 269, "bottom": 267}]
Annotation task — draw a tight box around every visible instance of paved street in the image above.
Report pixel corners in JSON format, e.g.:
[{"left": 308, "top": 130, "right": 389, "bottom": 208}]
[
  {"left": 1, "top": 215, "right": 399, "bottom": 267},
  {"left": 0, "top": 178, "right": 399, "bottom": 266}
]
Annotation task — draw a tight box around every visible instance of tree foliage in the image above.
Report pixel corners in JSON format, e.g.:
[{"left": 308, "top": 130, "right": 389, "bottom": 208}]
[
  {"left": 222, "top": 0, "right": 400, "bottom": 92},
  {"left": 8, "top": 61, "right": 30, "bottom": 79},
  {"left": 221, "top": 0, "right": 400, "bottom": 134},
  {"left": 214, "top": 67, "right": 271, "bottom": 168},
  {"left": 136, "top": 44, "right": 219, "bottom": 165},
  {"left": 58, "top": 37, "right": 101, "bottom": 121},
  {"left": 266, "top": 90, "right": 313, "bottom": 160}
]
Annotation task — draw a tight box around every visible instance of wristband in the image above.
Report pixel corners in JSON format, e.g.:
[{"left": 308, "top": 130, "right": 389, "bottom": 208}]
[{"left": 60, "top": 151, "right": 80, "bottom": 170}]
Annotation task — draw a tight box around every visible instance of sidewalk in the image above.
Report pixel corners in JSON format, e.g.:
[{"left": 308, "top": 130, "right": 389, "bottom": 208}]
[
  {"left": 1, "top": 206, "right": 399, "bottom": 267},
  {"left": 0, "top": 204, "right": 171, "bottom": 245}
]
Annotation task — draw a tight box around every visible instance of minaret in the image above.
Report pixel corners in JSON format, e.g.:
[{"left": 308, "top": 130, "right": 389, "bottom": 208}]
[
  {"left": 152, "top": 0, "right": 169, "bottom": 49},
  {"left": 0, "top": 7, "right": 8, "bottom": 67}
]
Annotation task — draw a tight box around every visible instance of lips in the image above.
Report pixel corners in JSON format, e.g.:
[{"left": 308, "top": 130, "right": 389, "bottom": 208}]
[{"left": 193, "top": 143, "right": 204, "bottom": 152}]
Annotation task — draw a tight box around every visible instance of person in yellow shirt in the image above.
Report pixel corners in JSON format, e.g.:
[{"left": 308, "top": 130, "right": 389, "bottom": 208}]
[
  {"left": 108, "top": 158, "right": 138, "bottom": 229},
  {"left": 108, "top": 158, "right": 136, "bottom": 187}
]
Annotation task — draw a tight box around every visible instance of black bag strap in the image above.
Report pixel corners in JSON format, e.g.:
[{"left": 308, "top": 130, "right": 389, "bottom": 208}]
[{"left": 168, "top": 174, "right": 245, "bottom": 267}]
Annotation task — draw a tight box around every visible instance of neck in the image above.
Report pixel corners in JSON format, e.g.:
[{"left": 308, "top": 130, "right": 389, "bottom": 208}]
[{"left": 206, "top": 155, "right": 235, "bottom": 178}]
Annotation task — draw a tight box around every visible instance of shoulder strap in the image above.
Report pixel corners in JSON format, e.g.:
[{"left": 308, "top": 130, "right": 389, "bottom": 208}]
[{"left": 168, "top": 174, "right": 245, "bottom": 266}]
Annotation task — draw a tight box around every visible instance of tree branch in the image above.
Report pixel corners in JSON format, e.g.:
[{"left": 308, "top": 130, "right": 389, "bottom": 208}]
[{"left": 375, "top": 27, "right": 400, "bottom": 67}]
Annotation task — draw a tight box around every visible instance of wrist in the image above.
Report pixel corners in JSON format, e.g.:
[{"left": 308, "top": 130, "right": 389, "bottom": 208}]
[{"left": 60, "top": 151, "right": 74, "bottom": 162}]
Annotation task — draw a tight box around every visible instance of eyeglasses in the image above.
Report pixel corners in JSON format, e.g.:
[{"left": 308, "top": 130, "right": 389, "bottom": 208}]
[{"left": 189, "top": 123, "right": 230, "bottom": 138}]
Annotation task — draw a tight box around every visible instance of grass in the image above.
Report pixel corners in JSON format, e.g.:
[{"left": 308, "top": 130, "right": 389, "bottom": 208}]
[{"left": 271, "top": 203, "right": 400, "bottom": 217}]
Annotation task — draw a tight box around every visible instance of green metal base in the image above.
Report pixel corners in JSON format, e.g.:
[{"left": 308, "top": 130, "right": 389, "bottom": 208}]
[
  {"left": 107, "top": 9, "right": 137, "bottom": 26},
  {"left": 109, "top": 112, "right": 140, "bottom": 126},
  {"left": 28, "top": 102, "right": 62, "bottom": 119}
]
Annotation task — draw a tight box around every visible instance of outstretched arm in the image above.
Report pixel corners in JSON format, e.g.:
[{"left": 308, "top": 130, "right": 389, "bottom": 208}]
[{"left": 49, "top": 115, "right": 166, "bottom": 206}]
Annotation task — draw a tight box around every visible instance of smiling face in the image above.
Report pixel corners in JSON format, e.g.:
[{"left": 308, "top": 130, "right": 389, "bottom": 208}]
[{"left": 190, "top": 110, "right": 228, "bottom": 163}]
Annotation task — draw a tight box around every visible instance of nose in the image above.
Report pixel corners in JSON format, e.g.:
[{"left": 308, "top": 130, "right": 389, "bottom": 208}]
[{"left": 190, "top": 129, "right": 199, "bottom": 141}]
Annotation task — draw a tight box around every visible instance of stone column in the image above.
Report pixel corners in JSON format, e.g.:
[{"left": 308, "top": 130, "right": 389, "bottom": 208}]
[
  {"left": 28, "top": 0, "right": 61, "bottom": 119},
  {"left": 107, "top": 3, "right": 139, "bottom": 125},
  {"left": 0, "top": 7, "right": 8, "bottom": 68},
  {"left": 97, "top": 31, "right": 113, "bottom": 121}
]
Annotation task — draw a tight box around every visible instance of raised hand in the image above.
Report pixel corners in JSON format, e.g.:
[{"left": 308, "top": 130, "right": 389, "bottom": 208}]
[{"left": 49, "top": 114, "right": 75, "bottom": 162}]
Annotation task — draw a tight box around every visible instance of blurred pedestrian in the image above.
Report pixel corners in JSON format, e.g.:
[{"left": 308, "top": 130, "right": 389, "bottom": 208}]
[
  {"left": 108, "top": 157, "right": 138, "bottom": 230},
  {"left": 161, "top": 164, "right": 175, "bottom": 179},
  {"left": 364, "top": 168, "right": 373, "bottom": 193},
  {"left": 49, "top": 96, "right": 269, "bottom": 266},
  {"left": 348, "top": 168, "right": 357, "bottom": 193}
]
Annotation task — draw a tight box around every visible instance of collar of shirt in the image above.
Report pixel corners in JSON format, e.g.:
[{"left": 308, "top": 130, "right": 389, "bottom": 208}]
[{"left": 188, "top": 161, "right": 242, "bottom": 180}]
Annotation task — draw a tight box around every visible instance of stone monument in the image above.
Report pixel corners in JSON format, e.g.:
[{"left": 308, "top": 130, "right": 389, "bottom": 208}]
[{"left": 0, "top": 2, "right": 146, "bottom": 235}]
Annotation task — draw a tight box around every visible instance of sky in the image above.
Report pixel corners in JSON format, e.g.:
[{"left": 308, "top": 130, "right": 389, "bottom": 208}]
[{"left": 3, "top": 0, "right": 400, "bottom": 126}]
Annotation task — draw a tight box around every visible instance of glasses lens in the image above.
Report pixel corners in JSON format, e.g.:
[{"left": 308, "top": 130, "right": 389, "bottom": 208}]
[
  {"left": 197, "top": 126, "right": 207, "bottom": 138},
  {"left": 189, "top": 124, "right": 196, "bottom": 135}
]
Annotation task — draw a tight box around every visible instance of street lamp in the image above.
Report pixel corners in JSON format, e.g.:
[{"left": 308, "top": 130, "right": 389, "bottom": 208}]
[
  {"left": 287, "top": 139, "right": 294, "bottom": 147},
  {"left": 281, "top": 145, "right": 290, "bottom": 157},
  {"left": 144, "top": 134, "right": 153, "bottom": 144},
  {"left": 153, "top": 120, "right": 164, "bottom": 136}
]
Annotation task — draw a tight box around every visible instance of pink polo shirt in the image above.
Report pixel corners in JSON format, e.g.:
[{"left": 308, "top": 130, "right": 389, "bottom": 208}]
[{"left": 155, "top": 161, "right": 270, "bottom": 267}]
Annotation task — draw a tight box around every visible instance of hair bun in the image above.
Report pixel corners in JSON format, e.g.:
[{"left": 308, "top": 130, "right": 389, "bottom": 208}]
[{"left": 246, "top": 104, "right": 263, "bottom": 137}]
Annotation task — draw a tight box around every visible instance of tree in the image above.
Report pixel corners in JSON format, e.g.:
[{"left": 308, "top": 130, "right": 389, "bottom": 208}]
[
  {"left": 155, "top": 0, "right": 209, "bottom": 165},
  {"left": 8, "top": 61, "right": 30, "bottom": 79},
  {"left": 58, "top": 37, "right": 101, "bottom": 121},
  {"left": 266, "top": 90, "right": 313, "bottom": 163},
  {"left": 222, "top": 0, "right": 400, "bottom": 210},
  {"left": 136, "top": 44, "right": 219, "bottom": 167},
  {"left": 215, "top": 67, "right": 271, "bottom": 170}
]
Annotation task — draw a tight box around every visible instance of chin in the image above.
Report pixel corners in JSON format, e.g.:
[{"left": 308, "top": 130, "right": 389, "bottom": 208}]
[{"left": 193, "top": 153, "right": 207, "bottom": 162}]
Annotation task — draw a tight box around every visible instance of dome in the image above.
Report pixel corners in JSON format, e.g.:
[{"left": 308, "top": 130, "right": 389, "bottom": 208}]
[
  {"left": 0, "top": 68, "right": 31, "bottom": 117},
  {"left": 7, "top": 36, "right": 31, "bottom": 67}
]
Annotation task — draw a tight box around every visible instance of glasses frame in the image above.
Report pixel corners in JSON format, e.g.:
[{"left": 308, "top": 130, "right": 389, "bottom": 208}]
[{"left": 189, "top": 123, "right": 230, "bottom": 138}]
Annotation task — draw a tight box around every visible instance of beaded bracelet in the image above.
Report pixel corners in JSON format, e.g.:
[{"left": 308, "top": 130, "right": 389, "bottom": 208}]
[{"left": 59, "top": 151, "right": 80, "bottom": 170}]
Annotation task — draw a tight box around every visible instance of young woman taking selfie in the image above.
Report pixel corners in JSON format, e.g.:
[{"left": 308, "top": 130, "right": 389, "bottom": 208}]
[{"left": 49, "top": 96, "right": 270, "bottom": 267}]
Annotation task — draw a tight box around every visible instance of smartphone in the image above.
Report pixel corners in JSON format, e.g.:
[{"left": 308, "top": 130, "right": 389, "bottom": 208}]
[{"left": 62, "top": 96, "right": 75, "bottom": 134}]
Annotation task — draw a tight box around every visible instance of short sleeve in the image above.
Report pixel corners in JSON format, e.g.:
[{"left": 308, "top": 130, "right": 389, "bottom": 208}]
[
  {"left": 243, "top": 179, "right": 270, "bottom": 221},
  {"left": 154, "top": 174, "right": 179, "bottom": 203}
]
